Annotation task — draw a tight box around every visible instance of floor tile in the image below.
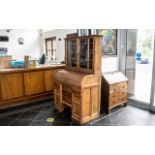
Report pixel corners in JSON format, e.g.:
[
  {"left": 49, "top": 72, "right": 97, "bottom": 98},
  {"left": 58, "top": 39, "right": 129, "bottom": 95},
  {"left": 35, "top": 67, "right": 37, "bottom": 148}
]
[
  {"left": 30, "top": 119, "right": 71, "bottom": 126},
  {"left": 1, "top": 99, "right": 155, "bottom": 126},
  {"left": 4, "top": 113, "right": 22, "bottom": 119},
  {"left": 34, "top": 111, "right": 55, "bottom": 121},
  {"left": 29, "top": 120, "right": 47, "bottom": 126},
  {"left": 10, "top": 119, "right": 32, "bottom": 126},
  {"left": 45, "top": 121, "right": 71, "bottom": 126},
  {"left": 18, "top": 111, "right": 39, "bottom": 120},
  {"left": 0, "top": 118, "right": 14, "bottom": 126}
]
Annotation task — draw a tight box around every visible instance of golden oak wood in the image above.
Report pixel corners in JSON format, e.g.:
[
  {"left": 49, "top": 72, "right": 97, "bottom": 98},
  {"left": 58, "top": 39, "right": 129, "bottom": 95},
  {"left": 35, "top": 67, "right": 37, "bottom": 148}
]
[
  {"left": 54, "top": 35, "right": 102, "bottom": 124},
  {"left": 24, "top": 71, "right": 45, "bottom": 95},
  {"left": 0, "top": 73, "right": 24, "bottom": 100},
  {"left": 44, "top": 69, "right": 56, "bottom": 91},
  {"left": 54, "top": 70, "right": 101, "bottom": 124},
  {"left": 0, "top": 65, "right": 64, "bottom": 110},
  {"left": 65, "top": 35, "right": 102, "bottom": 74}
]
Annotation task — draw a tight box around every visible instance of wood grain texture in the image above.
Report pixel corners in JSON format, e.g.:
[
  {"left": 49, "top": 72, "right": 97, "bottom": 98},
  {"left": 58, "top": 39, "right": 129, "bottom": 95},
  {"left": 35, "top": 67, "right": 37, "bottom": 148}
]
[
  {"left": 24, "top": 71, "right": 45, "bottom": 95},
  {"left": 101, "top": 72, "right": 128, "bottom": 114},
  {"left": 0, "top": 73, "right": 24, "bottom": 100},
  {"left": 65, "top": 35, "right": 102, "bottom": 74},
  {"left": 54, "top": 36, "right": 102, "bottom": 124},
  {"left": 54, "top": 71, "right": 101, "bottom": 124},
  {"left": 0, "top": 66, "right": 64, "bottom": 110},
  {"left": 44, "top": 70, "right": 56, "bottom": 91}
]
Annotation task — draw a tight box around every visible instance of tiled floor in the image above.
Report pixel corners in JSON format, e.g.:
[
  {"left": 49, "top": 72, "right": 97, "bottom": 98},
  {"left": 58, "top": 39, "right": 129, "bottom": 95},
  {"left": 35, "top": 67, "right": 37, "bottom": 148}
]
[{"left": 0, "top": 100, "right": 155, "bottom": 126}]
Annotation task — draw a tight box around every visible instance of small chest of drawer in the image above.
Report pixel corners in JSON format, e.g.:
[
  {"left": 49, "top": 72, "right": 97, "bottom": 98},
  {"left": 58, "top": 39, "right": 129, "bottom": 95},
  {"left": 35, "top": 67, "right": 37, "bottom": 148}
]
[
  {"left": 101, "top": 72, "right": 128, "bottom": 114},
  {"left": 109, "top": 82, "right": 128, "bottom": 94}
]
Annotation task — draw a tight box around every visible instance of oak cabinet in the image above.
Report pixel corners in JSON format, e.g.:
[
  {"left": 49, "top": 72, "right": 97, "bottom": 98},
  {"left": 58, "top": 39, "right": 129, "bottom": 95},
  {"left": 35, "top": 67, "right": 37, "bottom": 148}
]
[
  {"left": 0, "top": 65, "right": 64, "bottom": 110},
  {"left": 65, "top": 35, "right": 102, "bottom": 74}
]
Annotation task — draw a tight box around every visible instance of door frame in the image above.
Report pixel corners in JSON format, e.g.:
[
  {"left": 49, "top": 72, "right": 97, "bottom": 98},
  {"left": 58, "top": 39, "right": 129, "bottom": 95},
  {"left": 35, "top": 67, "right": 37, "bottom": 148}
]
[
  {"left": 119, "top": 29, "right": 155, "bottom": 111},
  {"left": 150, "top": 30, "right": 155, "bottom": 111}
]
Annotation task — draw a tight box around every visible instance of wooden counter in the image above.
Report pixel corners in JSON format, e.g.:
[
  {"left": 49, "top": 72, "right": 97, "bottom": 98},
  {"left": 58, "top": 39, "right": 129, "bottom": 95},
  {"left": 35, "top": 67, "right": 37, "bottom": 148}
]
[{"left": 0, "top": 64, "right": 64, "bottom": 110}]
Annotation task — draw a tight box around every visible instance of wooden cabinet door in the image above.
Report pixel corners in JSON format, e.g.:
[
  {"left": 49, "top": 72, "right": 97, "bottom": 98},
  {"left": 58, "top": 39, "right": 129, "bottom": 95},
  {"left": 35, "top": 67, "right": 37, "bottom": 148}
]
[
  {"left": 66, "top": 39, "right": 77, "bottom": 67},
  {"left": 0, "top": 73, "right": 24, "bottom": 100},
  {"left": 80, "top": 39, "right": 88, "bottom": 69},
  {"left": 44, "top": 70, "right": 55, "bottom": 91},
  {"left": 24, "top": 71, "right": 45, "bottom": 95}
]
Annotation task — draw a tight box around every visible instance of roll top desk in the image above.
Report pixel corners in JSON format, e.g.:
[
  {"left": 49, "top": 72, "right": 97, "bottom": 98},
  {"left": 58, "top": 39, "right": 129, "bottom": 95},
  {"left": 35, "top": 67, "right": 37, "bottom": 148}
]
[{"left": 54, "top": 35, "right": 102, "bottom": 124}]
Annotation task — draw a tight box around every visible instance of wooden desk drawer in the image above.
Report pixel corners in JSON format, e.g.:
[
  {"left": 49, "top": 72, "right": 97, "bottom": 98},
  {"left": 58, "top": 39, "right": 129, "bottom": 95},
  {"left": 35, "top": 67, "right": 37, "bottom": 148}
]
[
  {"left": 72, "top": 102, "right": 81, "bottom": 118},
  {"left": 109, "top": 93, "right": 119, "bottom": 99},
  {"left": 62, "top": 84, "right": 71, "bottom": 92},
  {"left": 118, "top": 95, "right": 128, "bottom": 103},
  {"left": 119, "top": 90, "right": 127, "bottom": 96},
  {"left": 119, "top": 82, "right": 128, "bottom": 90},
  {"left": 109, "top": 98, "right": 119, "bottom": 106},
  {"left": 62, "top": 90, "right": 72, "bottom": 103},
  {"left": 109, "top": 93, "right": 127, "bottom": 105},
  {"left": 109, "top": 86, "right": 119, "bottom": 94},
  {"left": 72, "top": 94, "right": 81, "bottom": 104},
  {"left": 54, "top": 83, "right": 61, "bottom": 94}
]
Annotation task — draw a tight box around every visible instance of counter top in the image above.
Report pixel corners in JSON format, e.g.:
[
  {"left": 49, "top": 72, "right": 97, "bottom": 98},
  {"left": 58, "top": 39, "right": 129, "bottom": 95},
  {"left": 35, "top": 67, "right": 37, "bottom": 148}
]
[{"left": 0, "top": 64, "right": 65, "bottom": 74}]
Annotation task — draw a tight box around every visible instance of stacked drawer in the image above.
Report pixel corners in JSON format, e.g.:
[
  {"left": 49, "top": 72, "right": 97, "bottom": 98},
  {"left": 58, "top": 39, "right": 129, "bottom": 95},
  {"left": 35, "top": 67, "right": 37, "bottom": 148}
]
[
  {"left": 109, "top": 82, "right": 128, "bottom": 107},
  {"left": 62, "top": 84, "right": 72, "bottom": 106},
  {"left": 72, "top": 88, "right": 81, "bottom": 119},
  {"left": 54, "top": 82, "right": 62, "bottom": 111},
  {"left": 101, "top": 72, "right": 128, "bottom": 114}
]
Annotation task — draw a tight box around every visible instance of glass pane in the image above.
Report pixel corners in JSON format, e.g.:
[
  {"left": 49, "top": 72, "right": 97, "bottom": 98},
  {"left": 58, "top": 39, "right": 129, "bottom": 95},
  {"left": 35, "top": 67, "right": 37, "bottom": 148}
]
[
  {"left": 126, "top": 29, "right": 154, "bottom": 103},
  {"left": 67, "top": 40, "right": 77, "bottom": 67},
  {"left": 80, "top": 39, "right": 88, "bottom": 69},
  {"left": 89, "top": 38, "right": 93, "bottom": 69}
]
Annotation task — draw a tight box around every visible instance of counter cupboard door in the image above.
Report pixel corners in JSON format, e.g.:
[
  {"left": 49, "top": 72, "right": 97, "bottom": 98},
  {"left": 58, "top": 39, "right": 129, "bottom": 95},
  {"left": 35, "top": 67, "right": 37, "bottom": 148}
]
[
  {"left": 0, "top": 73, "right": 24, "bottom": 100},
  {"left": 44, "top": 69, "right": 56, "bottom": 91},
  {"left": 24, "top": 71, "right": 45, "bottom": 95}
]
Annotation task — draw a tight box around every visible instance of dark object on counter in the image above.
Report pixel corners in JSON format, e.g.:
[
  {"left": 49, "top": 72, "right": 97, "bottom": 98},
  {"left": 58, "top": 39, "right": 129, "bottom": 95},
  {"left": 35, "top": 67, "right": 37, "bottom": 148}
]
[
  {"left": 60, "top": 60, "right": 65, "bottom": 64},
  {"left": 39, "top": 54, "right": 45, "bottom": 64}
]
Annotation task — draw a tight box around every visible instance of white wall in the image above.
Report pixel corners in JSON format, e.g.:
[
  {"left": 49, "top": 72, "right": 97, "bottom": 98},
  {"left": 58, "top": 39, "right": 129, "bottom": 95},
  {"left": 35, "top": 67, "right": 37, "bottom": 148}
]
[
  {"left": 42, "top": 29, "right": 77, "bottom": 62},
  {"left": 102, "top": 57, "right": 118, "bottom": 73},
  {"left": 0, "top": 29, "right": 42, "bottom": 60},
  {"left": 42, "top": 29, "right": 118, "bottom": 72}
]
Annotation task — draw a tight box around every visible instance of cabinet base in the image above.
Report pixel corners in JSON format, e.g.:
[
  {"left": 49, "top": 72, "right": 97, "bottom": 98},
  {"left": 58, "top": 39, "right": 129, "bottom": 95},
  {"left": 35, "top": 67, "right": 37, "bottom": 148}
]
[{"left": 0, "top": 92, "right": 53, "bottom": 110}]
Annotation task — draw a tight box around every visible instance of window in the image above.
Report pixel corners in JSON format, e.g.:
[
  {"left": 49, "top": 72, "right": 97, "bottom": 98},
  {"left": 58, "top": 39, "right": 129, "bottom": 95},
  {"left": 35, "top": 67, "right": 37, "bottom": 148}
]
[{"left": 45, "top": 37, "right": 56, "bottom": 60}]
